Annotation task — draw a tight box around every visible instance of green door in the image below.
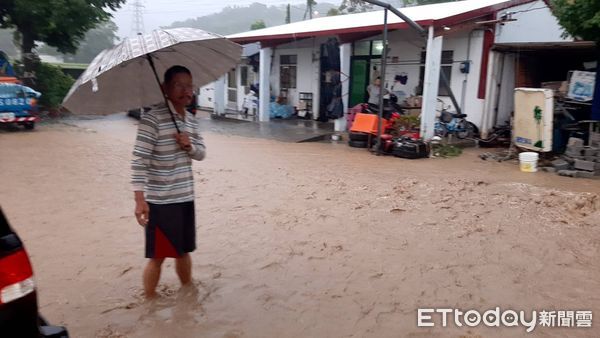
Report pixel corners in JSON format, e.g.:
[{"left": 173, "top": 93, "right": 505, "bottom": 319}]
[{"left": 349, "top": 59, "right": 368, "bottom": 107}]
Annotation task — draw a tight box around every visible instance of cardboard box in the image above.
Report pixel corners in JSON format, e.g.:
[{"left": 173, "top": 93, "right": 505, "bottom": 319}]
[{"left": 541, "top": 81, "right": 568, "bottom": 98}]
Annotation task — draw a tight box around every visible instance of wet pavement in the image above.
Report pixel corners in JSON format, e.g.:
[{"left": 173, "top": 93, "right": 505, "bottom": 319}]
[
  {"left": 180, "top": 111, "right": 335, "bottom": 143},
  {"left": 1, "top": 114, "right": 599, "bottom": 338}
]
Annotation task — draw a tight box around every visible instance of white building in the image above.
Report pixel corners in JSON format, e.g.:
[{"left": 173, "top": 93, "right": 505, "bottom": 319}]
[
  {"left": 212, "top": 0, "right": 594, "bottom": 139},
  {"left": 198, "top": 43, "right": 260, "bottom": 114}
]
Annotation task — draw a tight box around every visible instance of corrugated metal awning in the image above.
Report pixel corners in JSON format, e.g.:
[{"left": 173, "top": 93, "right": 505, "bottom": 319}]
[{"left": 493, "top": 41, "right": 596, "bottom": 51}]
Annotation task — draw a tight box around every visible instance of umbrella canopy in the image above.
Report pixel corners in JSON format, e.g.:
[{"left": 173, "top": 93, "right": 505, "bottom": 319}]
[{"left": 62, "top": 28, "right": 242, "bottom": 115}]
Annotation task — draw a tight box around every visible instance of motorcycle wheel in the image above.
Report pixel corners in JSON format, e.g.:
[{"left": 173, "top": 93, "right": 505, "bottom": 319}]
[
  {"left": 434, "top": 123, "right": 448, "bottom": 138},
  {"left": 456, "top": 120, "right": 474, "bottom": 139}
]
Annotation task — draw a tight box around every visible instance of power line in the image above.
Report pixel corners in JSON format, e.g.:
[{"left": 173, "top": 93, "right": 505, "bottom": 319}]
[{"left": 512, "top": 6, "right": 547, "bottom": 14}]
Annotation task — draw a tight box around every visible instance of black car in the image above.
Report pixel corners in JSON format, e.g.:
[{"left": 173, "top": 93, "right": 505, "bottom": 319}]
[{"left": 0, "top": 208, "right": 69, "bottom": 337}]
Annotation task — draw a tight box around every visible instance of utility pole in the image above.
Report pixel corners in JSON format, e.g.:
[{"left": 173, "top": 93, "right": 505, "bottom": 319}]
[
  {"left": 131, "top": 0, "right": 145, "bottom": 36},
  {"left": 303, "top": 0, "right": 315, "bottom": 20}
]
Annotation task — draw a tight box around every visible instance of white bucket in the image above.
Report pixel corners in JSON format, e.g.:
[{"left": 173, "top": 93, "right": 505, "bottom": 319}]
[{"left": 519, "top": 152, "right": 539, "bottom": 173}]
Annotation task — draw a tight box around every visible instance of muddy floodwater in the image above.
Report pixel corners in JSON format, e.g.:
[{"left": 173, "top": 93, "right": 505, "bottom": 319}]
[{"left": 1, "top": 114, "right": 598, "bottom": 337}]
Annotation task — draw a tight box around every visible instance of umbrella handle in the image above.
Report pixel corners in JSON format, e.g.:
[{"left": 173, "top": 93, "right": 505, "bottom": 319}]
[{"left": 146, "top": 54, "right": 181, "bottom": 134}]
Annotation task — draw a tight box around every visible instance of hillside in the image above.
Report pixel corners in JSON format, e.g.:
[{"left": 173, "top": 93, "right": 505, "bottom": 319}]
[{"left": 167, "top": 2, "right": 338, "bottom": 35}]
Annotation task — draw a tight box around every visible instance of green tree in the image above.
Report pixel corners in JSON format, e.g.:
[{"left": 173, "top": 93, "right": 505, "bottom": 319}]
[
  {"left": 34, "top": 62, "right": 75, "bottom": 109},
  {"left": 250, "top": 19, "right": 267, "bottom": 30},
  {"left": 550, "top": 0, "right": 600, "bottom": 118},
  {"left": 285, "top": 4, "right": 291, "bottom": 24},
  {"left": 0, "top": 0, "right": 124, "bottom": 86},
  {"left": 38, "top": 21, "right": 120, "bottom": 64},
  {"left": 327, "top": 8, "right": 341, "bottom": 16},
  {"left": 304, "top": 0, "right": 317, "bottom": 19},
  {"left": 339, "top": 0, "right": 372, "bottom": 14},
  {"left": 550, "top": 0, "right": 600, "bottom": 42}
]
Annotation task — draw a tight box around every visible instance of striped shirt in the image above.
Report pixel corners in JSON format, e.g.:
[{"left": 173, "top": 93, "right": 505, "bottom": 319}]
[{"left": 131, "top": 102, "right": 205, "bottom": 204}]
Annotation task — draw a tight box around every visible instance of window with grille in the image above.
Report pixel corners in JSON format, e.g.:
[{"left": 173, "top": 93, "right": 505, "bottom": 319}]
[
  {"left": 280, "top": 55, "right": 297, "bottom": 89},
  {"left": 418, "top": 50, "right": 454, "bottom": 96}
]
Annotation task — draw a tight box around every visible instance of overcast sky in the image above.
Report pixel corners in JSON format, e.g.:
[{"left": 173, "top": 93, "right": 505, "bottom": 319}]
[{"left": 111, "top": 0, "right": 314, "bottom": 38}]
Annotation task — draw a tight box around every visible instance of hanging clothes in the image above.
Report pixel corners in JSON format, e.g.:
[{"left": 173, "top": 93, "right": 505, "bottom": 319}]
[{"left": 326, "top": 72, "right": 344, "bottom": 119}]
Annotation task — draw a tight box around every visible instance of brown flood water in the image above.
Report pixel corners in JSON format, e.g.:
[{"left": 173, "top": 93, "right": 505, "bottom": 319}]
[{"left": 0, "top": 115, "right": 599, "bottom": 338}]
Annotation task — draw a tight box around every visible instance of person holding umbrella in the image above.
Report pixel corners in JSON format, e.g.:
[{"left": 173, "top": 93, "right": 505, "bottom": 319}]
[
  {"left": 62, "top": 27, "right": 242, "bottom": 299},
  {"left": 131, "top": 65, "right": 206, "bottom": 298}
]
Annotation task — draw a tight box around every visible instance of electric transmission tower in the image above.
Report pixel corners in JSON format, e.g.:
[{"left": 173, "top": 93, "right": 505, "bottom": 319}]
[{"left": 130, "top": 0, "right": 145, "bottom": 36}]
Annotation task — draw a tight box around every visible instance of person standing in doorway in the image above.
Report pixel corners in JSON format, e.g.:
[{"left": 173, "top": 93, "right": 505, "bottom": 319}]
[
  {"left": 367, "top": 76, "right": 389, "bottom": 106},
  {"left": 131, "top": 65, "right": 206, "bottom": 298}
]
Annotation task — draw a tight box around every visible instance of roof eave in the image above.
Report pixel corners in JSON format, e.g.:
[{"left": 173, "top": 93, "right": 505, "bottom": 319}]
[
  {"left": 230, "top": 0, "right": 540, "bottom": 46},
  {"left": 434, "top": 0, "right": 537, "bottom": 27},
  {"left": 230, "top": 20, "right": 435, "bottom": 45}
]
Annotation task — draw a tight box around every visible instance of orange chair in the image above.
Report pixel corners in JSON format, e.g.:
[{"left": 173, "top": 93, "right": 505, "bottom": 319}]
[{"left": 349, "top": 113, "right": 390, "bottom": 135}]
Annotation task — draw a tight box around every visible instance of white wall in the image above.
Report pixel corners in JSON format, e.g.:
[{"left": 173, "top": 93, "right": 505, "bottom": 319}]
[
  {"left": 364, "top": 29, "right": 487, "bottom": 127},
  {"left": 213, "top": 75, "right": 226, "bottom": 115},
  {"left": 198, "top": 83, "right": 214, "bottom": 109},
  {"left": 495, "top": 0, "right": 571, "bottom": 44},
  {"left": 204, "top": 62, "right": 258, "bottom": 113},
  {"left": 441, "top": 30, "right": 486, "bottom": 127},
  {"left": 366, "top": 30, "right": 424, "bottom": 101},
  {"left": 270, "top": 38, "right": 323, "bottom": 118}
]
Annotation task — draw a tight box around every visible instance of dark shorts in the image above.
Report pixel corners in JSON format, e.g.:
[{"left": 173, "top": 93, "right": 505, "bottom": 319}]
[{"left": 145, "top": 201, "right": 196, "bottom": 258}]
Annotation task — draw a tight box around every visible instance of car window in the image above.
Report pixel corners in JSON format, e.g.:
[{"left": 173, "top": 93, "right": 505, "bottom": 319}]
[
  {"left": 0, "top": 209, "right": 22, "bottom": 258},
  {"left": 0, "top": 208, "right": 13, "bottom": 237},
  {"left": 0, "top": 84, "right": 19, "bottom": 99}
]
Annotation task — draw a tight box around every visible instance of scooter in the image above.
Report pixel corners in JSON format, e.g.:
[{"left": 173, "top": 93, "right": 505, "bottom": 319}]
[
  {"left": 434, "top": 104, "right": 478, "bottom": 139},
  {"left": 363, "top": 93, "right": 405, "bottom": 119}
]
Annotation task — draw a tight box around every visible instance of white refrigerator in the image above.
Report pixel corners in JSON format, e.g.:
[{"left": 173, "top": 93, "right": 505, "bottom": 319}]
[{"left": 513, "top": 88, "right": 554, "bottom": 152}]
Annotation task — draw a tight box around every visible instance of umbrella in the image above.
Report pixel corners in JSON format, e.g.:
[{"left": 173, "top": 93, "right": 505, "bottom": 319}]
[{"left": 62, "top": 27, "right": 242, "bottom": 130}]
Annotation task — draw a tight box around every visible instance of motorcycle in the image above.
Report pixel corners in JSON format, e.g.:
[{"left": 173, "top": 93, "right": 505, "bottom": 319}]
[{"left": 434, "top": 103, "right": 478, "bottom": 139}]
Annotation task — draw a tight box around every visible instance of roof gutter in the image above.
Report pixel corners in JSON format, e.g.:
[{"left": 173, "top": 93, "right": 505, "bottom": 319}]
[{"left": 228, "top": 20, "right": 434, "bottom": 45}]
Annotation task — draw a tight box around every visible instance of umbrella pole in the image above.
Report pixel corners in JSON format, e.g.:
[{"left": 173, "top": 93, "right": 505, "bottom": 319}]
[{"left": 146, "top": 54, "right": 181, "bottom": 134}]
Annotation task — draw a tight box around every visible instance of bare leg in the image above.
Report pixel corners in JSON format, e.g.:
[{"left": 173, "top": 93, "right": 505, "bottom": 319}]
[
  {"left": 143, "top": 258, "right": 165, "bottom": 298},
  {"left": 175, "top": 253, "right": 192, "bottom": 285}
]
